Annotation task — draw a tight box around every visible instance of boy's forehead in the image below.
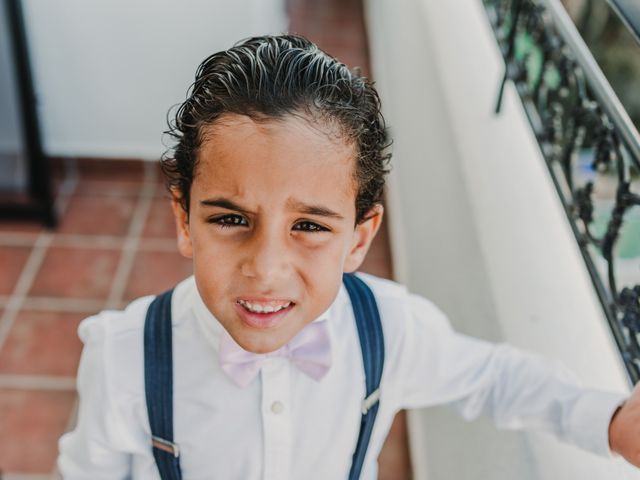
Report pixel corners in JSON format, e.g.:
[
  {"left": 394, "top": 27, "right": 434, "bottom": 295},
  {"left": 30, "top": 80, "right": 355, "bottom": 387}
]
[{"left": 192, "top": 114, "right": 359, "bottom": 208}]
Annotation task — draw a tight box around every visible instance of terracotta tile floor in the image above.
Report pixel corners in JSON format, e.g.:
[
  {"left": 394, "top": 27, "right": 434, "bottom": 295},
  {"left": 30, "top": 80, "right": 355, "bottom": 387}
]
[
  {"left": 0, "top": 162, "right": 195, "bottom": 478},
  {"left": 0, "top": 0, "right": 410, "bottom": 478}
]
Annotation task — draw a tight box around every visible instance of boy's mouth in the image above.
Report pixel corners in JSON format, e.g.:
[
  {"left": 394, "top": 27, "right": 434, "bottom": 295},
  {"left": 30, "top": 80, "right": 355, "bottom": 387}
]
[
  {"left": 237, "top": 299, "right": 292, "bottom": 313},
  {"left": 234, "top": 298, "right": 295, "bottom": 329}
]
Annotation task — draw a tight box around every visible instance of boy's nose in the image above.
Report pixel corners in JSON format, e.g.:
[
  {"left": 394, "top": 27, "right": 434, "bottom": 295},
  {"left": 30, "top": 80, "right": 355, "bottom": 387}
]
[{"left": 240, "top": 228, "right": 291, "bottom": 282}]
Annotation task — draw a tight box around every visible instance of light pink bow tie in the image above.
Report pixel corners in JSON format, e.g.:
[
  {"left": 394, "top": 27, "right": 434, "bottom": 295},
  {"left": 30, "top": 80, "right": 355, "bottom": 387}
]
[{"left": 219, "top": 321, "right": 332, "bottom": 388}]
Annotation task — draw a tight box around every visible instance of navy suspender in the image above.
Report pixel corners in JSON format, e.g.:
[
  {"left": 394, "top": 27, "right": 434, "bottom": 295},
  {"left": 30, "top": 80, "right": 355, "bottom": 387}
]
[
  {"left": 342, "top": 273, "right": 385, "bottom": 480},
  {"left": 144, "top": 289, "right": 182, "bottom": 480},
  {"left": 143, "top": 273, "right": 385, "bottom": 479}
]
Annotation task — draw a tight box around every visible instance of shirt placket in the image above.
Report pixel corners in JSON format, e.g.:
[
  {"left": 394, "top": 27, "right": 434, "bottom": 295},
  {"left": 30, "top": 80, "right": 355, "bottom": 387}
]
[{"left": 260, "top": 357, "right": 292, "bottom": 480}]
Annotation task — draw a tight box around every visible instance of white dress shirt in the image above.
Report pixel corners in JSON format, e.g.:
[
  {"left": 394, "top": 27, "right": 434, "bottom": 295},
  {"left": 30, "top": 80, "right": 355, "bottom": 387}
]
[{"left": 58, "top": 273, "right": 625, "bottom": 479}]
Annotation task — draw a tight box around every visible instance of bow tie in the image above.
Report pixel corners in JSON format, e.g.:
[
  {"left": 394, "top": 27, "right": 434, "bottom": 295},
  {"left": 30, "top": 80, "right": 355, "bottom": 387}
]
[{"left": 219, "top": 321, "right": 332, "bottom": 388}]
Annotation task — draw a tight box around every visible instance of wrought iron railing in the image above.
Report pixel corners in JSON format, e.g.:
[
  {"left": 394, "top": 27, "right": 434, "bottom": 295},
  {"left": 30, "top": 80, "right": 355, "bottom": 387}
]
[{"left": 482, "top": 0, "right": 640, "bottom": 383}]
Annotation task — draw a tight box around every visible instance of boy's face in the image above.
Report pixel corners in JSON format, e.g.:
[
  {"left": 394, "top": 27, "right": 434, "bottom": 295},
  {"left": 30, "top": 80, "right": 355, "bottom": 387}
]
[{"left": 172, "top": 114, "right": 383, "bottom": 353}]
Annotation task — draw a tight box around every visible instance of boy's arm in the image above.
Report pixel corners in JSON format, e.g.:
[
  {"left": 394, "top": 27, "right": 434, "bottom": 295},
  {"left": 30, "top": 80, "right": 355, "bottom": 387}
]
[
  {"left": 58, "top": 315, "right": 132, "bottom": 478},
  {"left": 394, "top": 293, "right": 627, "bottom": 458}
]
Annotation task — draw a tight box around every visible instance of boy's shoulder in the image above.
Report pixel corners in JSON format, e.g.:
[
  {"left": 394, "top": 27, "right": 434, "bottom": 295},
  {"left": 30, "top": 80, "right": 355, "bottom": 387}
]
[
  {"left": 354, "top": 272, "right": 451, "bottom": 337},
  {"left": 78, "top": 294, "right": 155, "bottom": 348},
  {"left": 77, "top": 276, "right": 195, "bottom": 348},
  {"left": 355, "top": 271, "right": 440, "bottom": 313},
  {"left": 353, "top": 272, "right": 416, "bottom": 326},
  {"left": 354, "top": 272, "right": 409, "bottom": 302}
]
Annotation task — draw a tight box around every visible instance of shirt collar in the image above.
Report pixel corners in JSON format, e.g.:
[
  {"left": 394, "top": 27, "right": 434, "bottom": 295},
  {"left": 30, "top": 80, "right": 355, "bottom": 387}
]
[{"left": 189, "top": 277, "right": 340, "bottom": 354}]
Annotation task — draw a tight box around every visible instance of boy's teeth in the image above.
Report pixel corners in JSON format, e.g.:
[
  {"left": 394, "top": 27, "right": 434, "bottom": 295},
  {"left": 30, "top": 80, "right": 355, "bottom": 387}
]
[{"left": 238, "top": 300, "right": 291, "bottom": 314}]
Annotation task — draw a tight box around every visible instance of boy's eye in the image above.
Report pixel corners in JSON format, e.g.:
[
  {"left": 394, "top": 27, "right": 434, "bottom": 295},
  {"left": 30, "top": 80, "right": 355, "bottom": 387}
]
[
  {"left": 293, "top": 221, "right": 329, "bottom": 232},
  {"left": 210, "top": 214, "right": 248, "bottom": 228}
]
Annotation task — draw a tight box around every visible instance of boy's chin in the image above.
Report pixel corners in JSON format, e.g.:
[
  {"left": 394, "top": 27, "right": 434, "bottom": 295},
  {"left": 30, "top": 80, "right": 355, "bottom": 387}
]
[
  {"left": 231, "top": 327, "right": 295, "bottom": 354},
  {"left": 236, "top": 335, "right": 289, "bottom": 354}
]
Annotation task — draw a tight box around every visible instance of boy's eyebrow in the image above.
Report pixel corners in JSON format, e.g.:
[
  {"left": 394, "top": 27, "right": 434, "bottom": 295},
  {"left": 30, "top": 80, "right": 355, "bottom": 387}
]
[
  {"left": 199, "top": 197, "right": 344, "bottom": 220},
  {"left": 200, "top": 198, "right": 252, "bottom": 214},
  {"left": 286, "top": 199, "right": 344, "bottom": 220}
]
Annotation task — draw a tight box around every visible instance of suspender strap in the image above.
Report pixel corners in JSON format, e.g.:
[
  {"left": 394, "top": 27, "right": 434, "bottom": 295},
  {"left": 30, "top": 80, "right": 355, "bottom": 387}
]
[
  {"left": 144, "top": 289, "right": 182, "bottom": 480},
  {"left": 343, "top": 273, "right": 385, "bottom": 480}
]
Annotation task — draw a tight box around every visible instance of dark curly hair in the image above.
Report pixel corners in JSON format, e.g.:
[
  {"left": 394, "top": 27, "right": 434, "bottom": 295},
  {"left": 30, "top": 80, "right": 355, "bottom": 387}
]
[{"left": 162, "top": 34, "right": 391, "bottom": 224}]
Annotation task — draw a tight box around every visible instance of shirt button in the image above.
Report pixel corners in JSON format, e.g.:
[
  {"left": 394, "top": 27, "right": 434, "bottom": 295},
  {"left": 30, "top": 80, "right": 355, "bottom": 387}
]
[{"left": 270, "top": 401, "right": 284, "bottom": 414}]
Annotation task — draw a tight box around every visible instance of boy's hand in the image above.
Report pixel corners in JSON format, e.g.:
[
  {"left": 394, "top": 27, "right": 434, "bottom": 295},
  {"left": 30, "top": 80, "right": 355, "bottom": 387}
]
[{"left": 609, "top": 383, "right": 640, "bottom": 467}]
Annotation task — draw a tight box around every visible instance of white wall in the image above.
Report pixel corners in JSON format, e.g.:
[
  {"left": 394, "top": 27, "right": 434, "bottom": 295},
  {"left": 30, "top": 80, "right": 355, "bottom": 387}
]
[
  {"left": 21, "top": 0, "right": 287, "bottom": 160},
  {"left": 365, "top": 0, "right": 638, "bottom": 478}
]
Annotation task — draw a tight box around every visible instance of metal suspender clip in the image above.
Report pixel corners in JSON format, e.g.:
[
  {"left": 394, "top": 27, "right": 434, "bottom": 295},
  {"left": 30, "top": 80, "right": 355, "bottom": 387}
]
[
  {"left": 152, "top": 435, "right": 180, "bottom": 458},
  {"left": 361, "top": 388, "right": 381, "bottom": 415}
]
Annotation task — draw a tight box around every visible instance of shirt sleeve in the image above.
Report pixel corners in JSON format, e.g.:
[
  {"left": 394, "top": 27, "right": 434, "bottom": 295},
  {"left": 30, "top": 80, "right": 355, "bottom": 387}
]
[
  {"left": 57, "top": 315, "right": 133, "bottom": 479},
  {"left": 394, "top": 293, "right": 627, "bottom": 457}
]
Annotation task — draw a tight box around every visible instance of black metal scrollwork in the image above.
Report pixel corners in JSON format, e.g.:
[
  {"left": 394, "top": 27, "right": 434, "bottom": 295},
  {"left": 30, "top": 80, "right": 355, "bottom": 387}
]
[{"left": 484, "top": 0, "right": 640, "bottom": 382}]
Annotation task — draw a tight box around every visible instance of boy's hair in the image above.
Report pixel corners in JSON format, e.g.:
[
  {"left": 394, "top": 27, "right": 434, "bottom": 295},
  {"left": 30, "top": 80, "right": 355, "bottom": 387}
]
[{"left": 162, "top": 34, "right": 391, "bottom": 224}]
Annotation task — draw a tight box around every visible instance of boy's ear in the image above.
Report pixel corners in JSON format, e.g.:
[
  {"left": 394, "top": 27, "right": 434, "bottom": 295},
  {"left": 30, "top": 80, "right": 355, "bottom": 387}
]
[
  {"left": 343, "top": 204, "right": 384, "bottom": 273},
  {"left": 171, "top": 191, "right": 193, "bottom": 259}
]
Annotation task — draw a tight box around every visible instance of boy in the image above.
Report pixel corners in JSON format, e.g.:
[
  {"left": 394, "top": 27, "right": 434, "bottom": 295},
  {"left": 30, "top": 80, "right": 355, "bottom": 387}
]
[{"left": 58, "top": 34, "right": 640, "bottom": 478}]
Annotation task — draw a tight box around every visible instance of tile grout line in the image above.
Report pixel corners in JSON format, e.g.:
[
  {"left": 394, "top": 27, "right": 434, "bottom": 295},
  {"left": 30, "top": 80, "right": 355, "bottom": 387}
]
[
  {"left": 0, "top": 233, "right": 177, "bottom": 250},
  {"left": 1, "top": 474, "right": 53, "bottom": 480},
  {"left": 0, "top": 295, "right": 128, "bottom": 313},
  {"left": 12, "top": 296, "right": 107, "bottom": 313},
  {"left": 138, "top": 237, "right": 179, "bottom": 251},
  {"left": 0, "top": 233, "right": 41, "bottom": 247},
  {"left": 104, "top": 163, "right": 157, "bottom": 309},
  {"left": 0, "top": 233, "right": 123, "bottom": 248},
  {"left": 0, "top": 234, "right": 53, "bottom": 352},
  {"left": 0, "top": 374, "right": 76, "bottom": 391}
]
